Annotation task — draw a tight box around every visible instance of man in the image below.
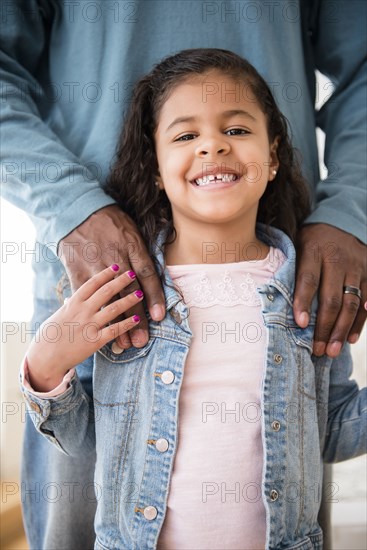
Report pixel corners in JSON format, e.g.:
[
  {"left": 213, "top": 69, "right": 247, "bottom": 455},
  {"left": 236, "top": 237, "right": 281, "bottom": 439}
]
[{"left": 1, "top": 0, "right": 366, "bottom": 548}]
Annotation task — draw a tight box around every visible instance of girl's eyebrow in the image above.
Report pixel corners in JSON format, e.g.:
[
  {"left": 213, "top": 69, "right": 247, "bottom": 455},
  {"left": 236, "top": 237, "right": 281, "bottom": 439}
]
[{"left": 165, "top": 109, "right": 257, "bottom": 133}]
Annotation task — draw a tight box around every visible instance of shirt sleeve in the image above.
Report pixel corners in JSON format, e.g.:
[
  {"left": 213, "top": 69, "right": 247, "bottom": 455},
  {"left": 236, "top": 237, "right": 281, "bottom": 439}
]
[
  {"left": 20, "top": 355, "right": 76, "bottom": 397},
  {"left": 0, "top": 0, "right": 116, "bottom": 248},
  {"left": 304, "top": 0, "right": 367, "bottom": 244},
  {"left": 19, "top": 353, "right": 95, "bottom": 457},
  {"left": 323, "top": 344, "right": 367, "bottom": 463}
]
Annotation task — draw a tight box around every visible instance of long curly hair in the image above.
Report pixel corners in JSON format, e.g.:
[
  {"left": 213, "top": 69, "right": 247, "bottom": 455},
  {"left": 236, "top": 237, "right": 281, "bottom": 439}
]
[{"left": 104, "top": 48, "right": 310, "bottom": 257}]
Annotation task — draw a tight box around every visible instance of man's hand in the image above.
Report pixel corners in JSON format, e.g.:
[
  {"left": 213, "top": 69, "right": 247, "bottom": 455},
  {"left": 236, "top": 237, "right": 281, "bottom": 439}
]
[
  {"left": 58, "top": 205, "right": 166, "bottom": 349},
  {"left": 294, "top": 223, "right": 366, "bottom": 358}
]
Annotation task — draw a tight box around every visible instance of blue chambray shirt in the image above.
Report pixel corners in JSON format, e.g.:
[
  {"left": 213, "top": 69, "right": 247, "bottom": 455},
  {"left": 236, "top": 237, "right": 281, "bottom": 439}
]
[{"left": 21, "top": 225, "right": 367, "bottom": 550}]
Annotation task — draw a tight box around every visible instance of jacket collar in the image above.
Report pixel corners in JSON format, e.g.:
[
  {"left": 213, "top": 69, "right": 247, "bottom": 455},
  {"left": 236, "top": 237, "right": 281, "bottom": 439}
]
[{"left": 152, "top": 223, "right": 297, "bottom": 307}]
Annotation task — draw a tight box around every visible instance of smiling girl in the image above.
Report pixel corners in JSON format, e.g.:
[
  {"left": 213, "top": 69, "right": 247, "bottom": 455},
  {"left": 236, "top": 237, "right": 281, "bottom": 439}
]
[{"left": 21, "top": 49, "right": 366, "bottom": 550}]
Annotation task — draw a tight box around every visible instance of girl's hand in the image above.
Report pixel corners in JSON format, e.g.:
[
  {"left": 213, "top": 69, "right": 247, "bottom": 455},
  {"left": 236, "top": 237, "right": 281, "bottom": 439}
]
[{"left": 26, "top": 265, "right": 143, "bottom": 392}]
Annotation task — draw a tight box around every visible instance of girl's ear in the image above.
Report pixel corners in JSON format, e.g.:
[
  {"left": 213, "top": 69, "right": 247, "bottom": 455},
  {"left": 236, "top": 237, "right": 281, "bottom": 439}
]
[
  {"left": 268, "top": 137, "right": 280, "bottom": 182},
  {"left": 155, "top": 173, "right": 164, "bottom": 190}
]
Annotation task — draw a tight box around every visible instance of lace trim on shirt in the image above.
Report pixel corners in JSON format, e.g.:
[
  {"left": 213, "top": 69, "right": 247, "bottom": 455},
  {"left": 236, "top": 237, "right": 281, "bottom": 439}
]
[
  {"left": 169, "top": 247, "right": 286, "bottom": 308},
  {"left": 174, "top": 271, "right": 261, "bottom": 308}
]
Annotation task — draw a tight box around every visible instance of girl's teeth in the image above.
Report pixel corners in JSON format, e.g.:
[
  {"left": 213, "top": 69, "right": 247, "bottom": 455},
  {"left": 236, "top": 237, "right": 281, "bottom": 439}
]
[{"left": 194, "top": 173, "right": 237, "bottom": 186}]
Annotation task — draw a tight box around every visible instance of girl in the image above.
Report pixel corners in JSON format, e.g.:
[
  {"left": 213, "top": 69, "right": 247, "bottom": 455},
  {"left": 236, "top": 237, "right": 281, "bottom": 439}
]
[{"left": 21, "top": 49, "right": 366, "bottom": 550}]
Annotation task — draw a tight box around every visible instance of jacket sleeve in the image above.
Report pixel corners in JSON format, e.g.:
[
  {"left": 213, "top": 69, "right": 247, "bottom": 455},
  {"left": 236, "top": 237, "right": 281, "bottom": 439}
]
[
  {"left": 304, "top": 0, "right": 367, "bottom": 244},
  {"left": 0, "top": 0, "right": 116, "bottom": 247},
  {"left": 323, "top": 343, "right": 367, "bottom": 463},
  {"left": 20, "top": 364, "right": 96, "bottom": 458}
]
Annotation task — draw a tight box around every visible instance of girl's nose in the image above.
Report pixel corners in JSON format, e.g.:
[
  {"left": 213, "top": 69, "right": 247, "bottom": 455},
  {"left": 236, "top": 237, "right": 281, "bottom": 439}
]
[{"left": 195, "top": 137, "right": 230, "bottom": 157}]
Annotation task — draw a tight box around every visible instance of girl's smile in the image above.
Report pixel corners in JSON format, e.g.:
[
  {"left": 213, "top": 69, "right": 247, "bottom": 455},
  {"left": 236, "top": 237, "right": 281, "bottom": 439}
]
[{"left": 189, "top": 167, "right": 242, "bottom": 190}]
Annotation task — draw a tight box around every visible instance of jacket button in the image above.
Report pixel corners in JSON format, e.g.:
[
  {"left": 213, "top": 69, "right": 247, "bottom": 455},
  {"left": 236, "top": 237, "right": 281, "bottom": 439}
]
[
  {"left": 161, "top": 370, "right": 175, "bottom": 384},
  {"left": 111, "top": 342, "right": 124, "bottom": 354},
  {"left": 155, "top": 438, "right": 169, "bottom": 453},
  {"left": 267, "top": 293, "right": 274, "bottom": 301},
  {"left": 30, "top": 402, "right": 41, "bottom": 413},
  {"left": 143, "top": 505, "right": 158, "bottom": 520},
  {"left": 270, "top": 489, "right": 279, "bottom": 501},
  {"left": 274, "top": 353, "right": 283, "bottom": 364},
  {"left": 271, "top": 420, "right": 281, "bottom": 432},
  {"left": 169, "top": 308, "right": 182, "bottom": 324}
]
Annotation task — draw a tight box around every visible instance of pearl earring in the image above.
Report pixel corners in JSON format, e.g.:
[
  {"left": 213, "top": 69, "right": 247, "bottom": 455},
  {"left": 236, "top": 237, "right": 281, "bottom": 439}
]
[
  {"left": 155, "top": 181, "right": 160, "bottom": 187},
  {"left": 272, "top": 170, "right": 277, "bottom": 176}
]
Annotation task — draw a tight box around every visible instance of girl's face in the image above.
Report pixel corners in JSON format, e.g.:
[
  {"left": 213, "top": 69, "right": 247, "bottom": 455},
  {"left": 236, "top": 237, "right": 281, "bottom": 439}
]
[{"left": 154, "top": 70, "right": 279, "bottom": 233}]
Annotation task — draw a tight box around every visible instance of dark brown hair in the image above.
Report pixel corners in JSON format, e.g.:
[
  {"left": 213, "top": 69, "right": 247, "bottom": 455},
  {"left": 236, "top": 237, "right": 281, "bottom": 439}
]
[{"left": 104, "top": 48, "right": 310, "bottom": 257}]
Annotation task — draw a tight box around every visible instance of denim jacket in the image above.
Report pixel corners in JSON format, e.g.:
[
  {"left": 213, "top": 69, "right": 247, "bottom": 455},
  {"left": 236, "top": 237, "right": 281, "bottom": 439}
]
[{"left": 21, "top": 224, "right": 367, "bottom": 550}]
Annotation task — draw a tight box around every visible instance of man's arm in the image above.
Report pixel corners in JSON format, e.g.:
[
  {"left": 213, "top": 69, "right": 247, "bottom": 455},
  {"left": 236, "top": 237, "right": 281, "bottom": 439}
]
[
  {"left": 294, "top": 0, "right": 367, "bottom": 356},
  {"left": 0, "top": 0, "right": 116, "bottom": 245},
  {"left": 0, "top": 1, "right": 166, "bottom": 345}
]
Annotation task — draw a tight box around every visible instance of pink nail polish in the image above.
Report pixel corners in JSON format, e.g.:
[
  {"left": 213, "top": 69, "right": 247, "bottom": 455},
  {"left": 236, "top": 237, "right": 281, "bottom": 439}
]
[
  {"left": 111, "top": 264, "right": 120, "bottom": 272},
  {"left": 133, "top": 315, "right": 140, "bottom": 323},
  {"left": 134, "top": 290, "right": 144, "bottom": 298},
  {"left": 127, "top": 270, "right": 136, "bottom": 279}
]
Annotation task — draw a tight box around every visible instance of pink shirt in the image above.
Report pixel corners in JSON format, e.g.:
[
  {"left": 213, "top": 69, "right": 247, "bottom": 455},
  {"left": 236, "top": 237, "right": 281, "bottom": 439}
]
[{"left": 157, "top": 247, "right": 285, "bottom": 550}]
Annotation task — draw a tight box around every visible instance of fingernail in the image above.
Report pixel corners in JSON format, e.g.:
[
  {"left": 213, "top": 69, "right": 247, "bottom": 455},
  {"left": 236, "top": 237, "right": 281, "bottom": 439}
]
[
  {"left": 117, "top": 337, "right": 131, "bottom": 349},
  {"left": 328, "top": 341, "right": 342, "bottom": 357},
  {"left": 134, "top": 290, "right": 144, "bottom": 298},
  {"left": 111, "top": 264, "right": 120, "bottom": 272},
  {"left": 313, "top": 342, "right": 325, "bottom": 356},
  {"left": 127, "top": 270, "right": 136, "bottom": 279},
  {"left": 132, "top": 314, "right": 140, "bottom": 323},
  {"left": 151, "top": 304, "right": 165, "bottom": 321},
  {"left": 299, "top": 311, "right": 309, "bottom": 327},
  {"left": 364, "top": 301, "right": 367, "bottom": 311},
  {"left": 348, "top": 333, "right": 359, "bottom": 344},
  {"left": 130, "top": 328, "right": 148, "bottom": 347}
]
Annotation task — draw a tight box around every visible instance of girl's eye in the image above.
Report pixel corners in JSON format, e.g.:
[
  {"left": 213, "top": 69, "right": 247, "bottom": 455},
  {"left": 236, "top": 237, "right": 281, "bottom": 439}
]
[
  {"left": 174, "top": 128, "right": 250, "bottom": 141},
  {"left": 226, "top": 128, "right": 250, "bottom": 136},
  {"left": 175, "top": 134, "right": 196, "bottom": 141}
]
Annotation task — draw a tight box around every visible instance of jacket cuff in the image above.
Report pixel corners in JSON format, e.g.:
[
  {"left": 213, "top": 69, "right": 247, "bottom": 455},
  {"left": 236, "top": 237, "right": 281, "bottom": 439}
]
[{"left": 20, "top": 355, "right": 76, "bottom": 397}]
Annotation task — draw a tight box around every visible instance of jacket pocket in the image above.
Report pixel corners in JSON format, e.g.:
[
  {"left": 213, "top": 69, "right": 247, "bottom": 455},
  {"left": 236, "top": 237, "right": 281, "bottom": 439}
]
[
  {"left": 97, "top": 336, "right": 155, "bottom": 364},
  {"left": 286, "top": 528, "right": 323, "bottom": 549}
]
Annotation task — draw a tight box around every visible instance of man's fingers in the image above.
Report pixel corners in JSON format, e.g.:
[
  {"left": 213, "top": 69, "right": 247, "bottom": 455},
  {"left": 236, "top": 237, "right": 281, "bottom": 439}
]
[
  {"left": 347, "top": 280, "right": 367, "bottom": 343},
  {"left": 323, "top": 278, "right": 362, "bottom": 357},
  {"left": 132, "top": 260, "right": 166, "bottom": 322},
  {"left": 120, "top": 298, "right": 149, "bottom": 348},
  {"left": 312, "top": 268, "right": 345, "bottom": 356},
  {"left": 100, "top": 314, "right": 141, "bottom": 347},
  {"left": 293, "top": 267, "right": 321, "bottom": 328},
  {"left": 116, "top": 330, "right": 133, "bottom": 350}
]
